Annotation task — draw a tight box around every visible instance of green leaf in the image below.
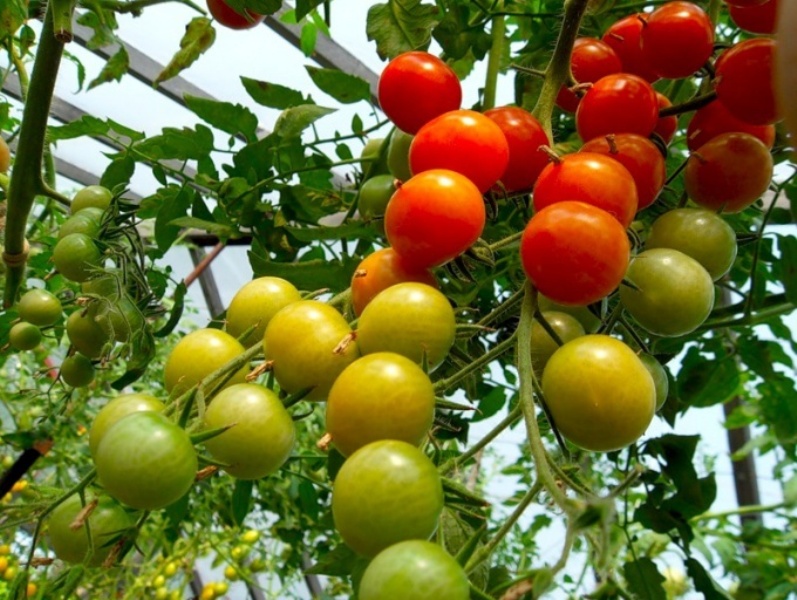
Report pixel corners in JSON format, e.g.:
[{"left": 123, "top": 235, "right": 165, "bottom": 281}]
[
  {"left": 300, "top": 20, "right": 318, "bottom": 56},
  {"left": 75, "top": 8, "right": 119, "bottom": 49},
  {"left": 154, "top": 186, "right": 195, "bottom": 255},
  {"left": 685, "top": 558, "right": 733, "bottom": 600},
  {"left": 677, "top": 353, "right": 740, "bottom": 408},
  {"left": 784, "top": 474, "right": 797, "bottom": 506},
  {"left": 737, "top": 335, "right": 793, "bottom": 380},
  {"left": 48, "top": 115, "right": 144, "bottom": 143},
  {"left": 0, "top": 0, "right": 27, "bottom": 38},
  {"left": 306, "top": 544, "right": 367, "bottom": 576},
  {"left": 366, "top": 0, "right": 440, "bottom": 60},
  {"left": 622, "top": 557, "right": 666, "bottom": 600},
  {"left": 758, "top": 374, "right": 797, "bottom": 444},
  {"left": 168, "top": 217, "right": 235, "bottom": 239},
  {"left": 100, "top": 154, "right": 135, "bottom": 191},
  {"left": 155, "top": 282, "right": 186, "bottom": 338},
  {"left": 240, "top": 76, "right": 308, "bottom": 109},
  {"left": 296, "top": 0, "right": 324, "bottom": 20},
  {"left": 88, "top": 46, "right": 129, "bottom": 89},
  {"left": 134, "top": 125, "right": 214, "bottom": 161},
  {"left": 231, "top": 479, "right": 254, "bottom": 526},
  {"left": 249, "top": 253, "right": 359, "bottom": 293},
  {"left": 273, "top": 104, "right": 336, "bottom": 138},
  {"left": 305, "top": 66, "right": 372, "bottom": 104},
  {"left": 779, "top": 235, "right": 797, "bottom": 304},
  {"left": 184, "top": 95, "right": 259, "bottom": 143},
  {"left": 285, "top": 222, "right": 377, "bottom": 243},
  {"left": 154, "top": 17, "right": 215, "bottom": 85}
]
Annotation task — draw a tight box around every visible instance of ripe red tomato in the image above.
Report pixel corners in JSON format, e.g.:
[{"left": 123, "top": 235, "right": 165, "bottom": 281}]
[
  {"left": 776, "top": 0, "right": 797, "bottom": 142},
  {"left": 484, "top": 106, "right": 550, "bottom": 193},
  {"left": 377, "top": 52, "right": 462, "bottom": 135},
  {"left": 384, "top": 169, "right": 485, "bottom": 269},
  {"left": 686, "top": 100, "right": 776, "bottom": 152},
  {"left": 533, "top": 152, "right": 639, "bottom": 227},
  {"left": 640, "top": 2, "right": 715, "bottom": 80},
  {"left": 206, "top": 0, "right": 264, "bottom": 29},
  {"left": 728, "top": 0, "right": 778, "bottom": 33},
  {"left": 520, "top": 201, "right": 630, "bottom": 306},
  {"left": 684, "top": 132, "right": 774, "bottom": 213},
  {"left": 555, "top": 38, "right": 622, "bottom": 113},
  {"left": 602, "top": 14, "right": 660, "bottom": 82},
  {"left": 332, "top": 440, "right": 444, "bottom": 557},
  {"left": 351, "top": 248, "right": 437, "bottom": 317},
  {"left": 580, "top": 133, "right": 666, "bottom": 211},
  {"left": 714, "top": 38, "right": 779, "bottom": 126},
  {"left": 654, "top": 92, "right": 678, "bottom": 145},
  {"left": 576, "top": 73, "right": 659, "bottom": 141},
  {"left": 409, "top": 109, "right": 509, "bottom": 193}
]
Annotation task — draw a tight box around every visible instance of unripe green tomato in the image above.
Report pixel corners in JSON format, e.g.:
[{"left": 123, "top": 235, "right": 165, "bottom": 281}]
[
  {"left": 359, "top": 175, "right": 396, "bottom": 220},
  {"left": 17, "top": 289, "right": 62, "bottom": 326},
  {"left": 89, "top": 393, "right": 165, "bottom": 457},
  {"left": 530, "top": 311, "right": 586, "bottom": 375},
  {"left": 53, "top": 233, "right": 103, "bottom": 283},
  {"left": 537, "top": 293, "right": 601, "bottom": 333},
  {"left": 9, "top": 322, "right": 42, "bottom": 351},
  {"left": 58, "top": 207, "right": 105, "bottom": 240},
  {"left": 638, "top": 353, "right": 669, "bottom": 411},
  {"left": 361, "top": 137, "right": 390, "bottom": 178},
  {"left": 66, "top": 309, "right": 111, "bottom": 359},
  {"left": 202, "top": 383, "right": 296, "bottom": 479},
  {"left": 60, "top": 354, "right": 95, "bottom": 388},
  {"left": 225, "top": 277, "right": 301, "bottom": 347},
  {"left": 89, "top": 294, "right": 143, "bottom": 344},
  {"left": 71, "top": 185, "right": 113, "bottom": 213},
  {"left": 387, "top": 129, "right": 414, "bottom": 182},
  {"left": 164, "top": 329, "right": 249, "bottom": 396}
]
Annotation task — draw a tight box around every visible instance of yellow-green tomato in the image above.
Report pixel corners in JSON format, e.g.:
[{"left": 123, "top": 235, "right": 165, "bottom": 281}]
[
  {"left": 202, "top": 383, "right": 296, "bottom": 479},
  {"left": 9, "top": 322, "right": 42, "bottom": 351},
  {"left": 225, "top": 277, "right": 301, "bottom": 347},
  {"left": 89, "top": 393, "right": 165, "bottom": 457},
  {"left": 164, "top": 329, "right": 249, "bottom": 396},
  {"left": 361, "top": 137, "right": 390, "bottom": 178},
  {"left": 326, "top": 352, "right": 435, "bottom": 457},
  {"left": 71, "top": 185, "right": 113, "bottom": 213},
  {"left": 542, "top": 335, "right": 655, "bottom": 452},
  {"left": 530, "top": 311, "right": 586, "bottom": 375},
  {"left": 60, "top": 354, "right": 95, "bottom": 388},
  {"left": 358, "top": 540, "right": 469, "bottom": 600},
  {"left": 17, "top": 288, "right": 62, "bottom": 326},
  {"left": 537, "top": 293, "right": 601, "bottom": 333},
  {"left": 638, "top": 353, "right": 670, "bottom": 412},
  {"left": 264, "top": 300, "right": 359, "bottom": 401},
  {"left": 356, "top": 283, "right": 455, "bottom": 370}
]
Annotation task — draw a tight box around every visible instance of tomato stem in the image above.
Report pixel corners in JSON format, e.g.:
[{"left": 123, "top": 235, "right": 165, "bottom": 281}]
[
  {"left": 482, "top": 2, "right": 505, "bottom": 111},
  {"left": 433, "top": 331, "right": 518, "bottom": 393}
]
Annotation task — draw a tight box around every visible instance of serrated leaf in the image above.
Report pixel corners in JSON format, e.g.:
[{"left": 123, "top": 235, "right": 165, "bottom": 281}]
[
  {"left": 184, "top": 95, "right": 258, "bottom": 142},
  {"left": 240, "top": 76, "right": 308, "bottom": 109},
  {"left": 75, "top": 9, "right": 119, "bottom": 49},
  {"left": 623, "top": 557, "right": 666, "bottom": 600},
  {"left": 48, "top": 115, "right": 144, "bottom": 143},
  {"left": 88, "top": 46, "right": 129, "bottom": 89},
  {"left": 134, "top": 125, "right": 214, "bottom": 161},
  {"left": 306, "top": 66, "right": 372, "bottom": 104},
  {"left": 231, "top": 479, "right": 254, "bottom": 526},
  {"left": 366, "top": 0, "right": 439, "bottom": 60},
  {"left": 155, "top": 17, "right": 215, "bottom": 85},
  {"left": 274, "top": 104, "right": 335, "bottom": 138},
  {"left": 0, "top": 0, "right": 26, "bottom": 38}
]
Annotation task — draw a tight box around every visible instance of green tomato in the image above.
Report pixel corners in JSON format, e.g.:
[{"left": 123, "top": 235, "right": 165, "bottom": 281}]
[
  {"left": 94, "top": 411, "right": 198, "bottom": 510},
  {"left": 90, "top": 294, "right": 143, "bottom": 344},
  {"left": 332, "top": 439, "right": 444, "bottom": 557},
  {"left": 530, "top": 311, "right": 586, "bottom": 375},
  {"left": 9, "top": 322, "right": 42, "bottom": 351},
  {"left": 17, "top": 289, "right": 62, "bottom": 326},
  {"left": 58, "top": 207, "right": 105, "bottom": 240},
  {"left": 66, "top": 309, "right": 111, "bottom": 359},
  {"left": 71, "top": 185, "right": 113, "bottom": 213},
  {"left": 47, "top": 494, "right": 134, "bottom": 566},
  {"left": 359, "top": 174, "right": 396, "bottom": 220},
  {"left": 387, "top": 129, "right": 414, "bottom": 182},
  {"left": 359, "top": 540, "right": 469, "bottom": 600},
  {"left": 53, "top": 233, "right": 103, "bottom": 283},
  {"left": 89, "top": 393, "right": 165, "bottom": 457},
  {"left": 638, "top": 353, "right": 670, "bottom": 412},
  {"left": 60, "top": 354, "right": 96, "bottom": 388},
  {"left": 537, "top": 293, "right": 601, "bottom": 333},
  {"left": 164, "top": 329, "right": 249, "bottom": 397},
  {"left": 202, "top": 383, "right": 296, "bottom": 479},
  {"left": 225, "top": 277, "right": 301, "bottom": 347},
  {"left": 361, "top": 137, "right": 390, "bottom": 178}
]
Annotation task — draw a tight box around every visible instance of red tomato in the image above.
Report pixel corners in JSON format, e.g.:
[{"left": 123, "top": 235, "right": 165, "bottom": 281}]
[
  {"left": 640, "top": 2, "right": 714, "bottom": 80},
  {"left": 520, "top": 201, "right": 630, "bottom": 306},
  {"left": 377, "top": 52, "right": 462, "bottom": 135},
  {"left": 714, "top": 38, "right": 779, "bottom": 126},
  {"left": 385, "top": 169, "right": 485, "bottom": 269},
  {"left": 602, "top": 14, "right": 660, "bottom": 83},
  {"left": 654, "top": 92, "right": 678, "bottom": 145},
  {"left": 685, "top": 132, "right": 774, "bottom": 213},
  {"left": 576, "top": 73, "right": 659, "bottom": 141},
  {"left": 484, "top": 106, "right": 550, "bottom": 193},
  {"left": 206, "top": 0, "right": 264, "bottom": 29},
  {"left": 580, "top": 134, "right": 666, "bottom": 211},
  {"left": 776, "top": 0, "right": 797, "bottom": 143},
  {"left": 533, "top": 152, "right": 639, "bottom": 227},
  {"left": 555, "top": 38, "right": 622, "bottom": 113},
  {"left": 729, "top": 0, "right": 778, "bottom": 34},
  {"left": 409, "top": 109, "right": 509, "bottom": 193},
  {"left": 351, "top": 248, "right": 437, "bottom": 317},
  {"left": 686, "top": 100, "right": 776, "bottom": 151}
]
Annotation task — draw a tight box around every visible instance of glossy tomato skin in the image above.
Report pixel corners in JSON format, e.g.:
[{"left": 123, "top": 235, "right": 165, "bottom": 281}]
[
  {"left": 378, "top": 52, "right": 462, "bottom": 135},
  {"left": 358, "top": 175, "right": 397, "bottom": 222},
  {"left": 602, "top": 15, "right": 660, "bottom": 82},
  {"left": 724, "top": 0, "right": 769, "bottom": 7},
  {"left": 685, "top": 132, "right": 774, "bottom": 213},
  {"left": 387, "top": 129, "right": 414, "bottom": 182},
  {"left": 203, "top": 383, "right": 296, "bottom": 479},
  {"left": 358, "top": 540, "right": 470, "bottom": 600},
  {"left": 59, "top": 207, "right": 105, "bottom": 240},
  {"left": 332, "top": 440, "right": 444, "bottom": 557},
  {"left": 66, "top": 309, "right": 111, "bottom": 359},
  {"left": 715, "top": 38, "right": 779, "bottom": 126},
  {"left": 529, "top": 311, "right": 586, "bottom": 376},
  {"left": 638, "top": 353, "right": 670, "bottom": 412},
  {"left": 264, "top": 300, "right": 359, "bottom": 401},
  {"left": 17, "top": 288, "right": 62, "bottom": 326},
  {"left": 60, "top": 354, "right": 95, "bottom": 388},
  {"left": 484, "top": 106, "right": 550, "bottom": 193},
  {"left": 533, "top": 152, "right": 639, "bottom": 227},
  {"left": 654, "top": 93, "right": 678, "bottom": 145},
  {"left": 640, "top": 2, "right": 714, "bottom": 80},
  {"left": 580, "top": 134, "right": 666, "bottom": 211},
  {"left": 729, "top": 0, "right": 778, "bottom": 34},
  {"left": 89, "top": 393, "right": 165, "bottom": 457},
  {"left": 686, "top": 100, "right": 776, "bottom": 152},
  {"left": 9, "top": 322, "right": 41, "bottom": 351},
  {"left": 385, "top": 169, "right": 485, "bottom": 269},
  {"left": 95, "top": 411, "right": 198, "bottom": 510},
  {"left": 576, "top": 73, "right": 659, "bottom": 141},
  {"left": 520, "top": 201, "right": 630, "bottom": 306},
  {"left": 351, "top": 248, "right": 437, "bottom": 317},
  {"left": 53, "top": 233, "right": 103, "bottom": 283},
  {"left": 542, "top": 335, "right": 655, "bottom": 452},
  {"left": 206, "top": 0, "right": 264, "bottom": 29},
  {"left": 620, "top": 248, "right": 715, "bottom": 337},
  {"left": 164, "top": 329, "right": 249, "bottom": 396},
  {"left": 357, "top": 282, "right": 456, "bottom": 370},
  {"left": 326, "top": 352, "right": 435, "bottom": 457},
  {"left": 71, "top": 185, "right": 112, "bottom": 213},
  {"left": 409, "top": 110, "right": 509, "bottom": 193},
  {"left": 556, "top": 38, "right": 622, "bottom": 113},
  {"left": 225, "top": 276, "right": 301, "bottom": 347}
]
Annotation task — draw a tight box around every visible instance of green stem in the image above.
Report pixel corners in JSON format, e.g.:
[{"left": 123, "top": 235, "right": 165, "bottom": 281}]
[
  {"left": 475, "top": 287, "right": 524, "bottom": 330},
  {"left": 90, "top": 0, "right": 204, "bottom": 14},
  {"left": 698, "top": 299, "right": 796, "bottom": 332},
  {"left": 433, "top": 332, "right": 518, "bottom": 393},
  {"left": 488, "top": 231, "right": 523, "bottom": 253},
  {"left": 658, "top": 90, "right": 716, "bottom": 117},
  {"left": 691, "top": 501, "right": 787, "bottom": 523},
  {"left": 532, "top": 0, "right": 592, "bottom": 140},
  {"left": 482, "top": 2, "right": 505, "bottom": 111},
  {"left": 3, "top": 3, "right": 68, "bottom": 307}
]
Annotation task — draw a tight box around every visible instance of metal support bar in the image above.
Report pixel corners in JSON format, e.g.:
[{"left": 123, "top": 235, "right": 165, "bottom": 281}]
[{"left": 188, "top": 245, "right": 225, "bottom": 317}]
